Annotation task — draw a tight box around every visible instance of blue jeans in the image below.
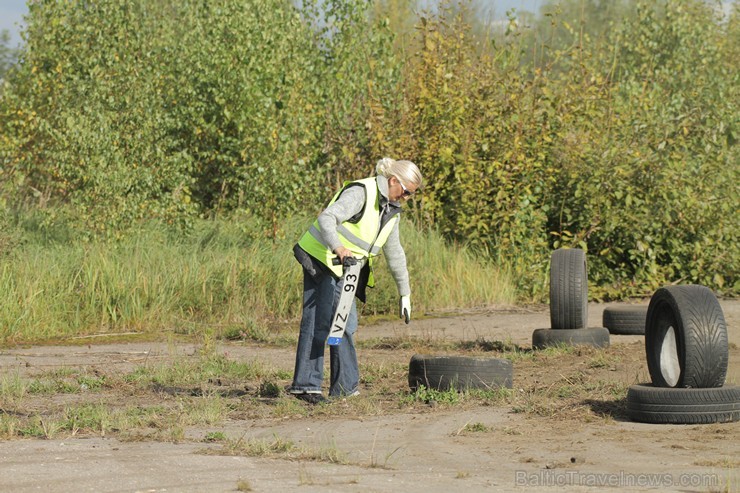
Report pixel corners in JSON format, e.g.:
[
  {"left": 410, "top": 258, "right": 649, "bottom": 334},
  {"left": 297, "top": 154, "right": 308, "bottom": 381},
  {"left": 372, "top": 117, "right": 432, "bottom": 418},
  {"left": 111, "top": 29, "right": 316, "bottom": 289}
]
[{"left": 290, "top": 268, "right": 359, "bottom": 396}]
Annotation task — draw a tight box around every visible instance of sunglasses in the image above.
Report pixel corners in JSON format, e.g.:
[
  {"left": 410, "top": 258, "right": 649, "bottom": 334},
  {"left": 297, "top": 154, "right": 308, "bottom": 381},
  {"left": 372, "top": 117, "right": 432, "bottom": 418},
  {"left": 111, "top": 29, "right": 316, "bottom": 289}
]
[{"left": 397, "top": 178, "right": 416, "bottom": 197}]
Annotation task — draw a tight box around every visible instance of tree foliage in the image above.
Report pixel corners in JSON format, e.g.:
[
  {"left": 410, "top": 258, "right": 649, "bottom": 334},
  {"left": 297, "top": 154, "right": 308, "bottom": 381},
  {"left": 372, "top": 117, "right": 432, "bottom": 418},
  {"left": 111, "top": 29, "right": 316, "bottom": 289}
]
[
  {"left": 0, "top": 0, "right": 399, "bottom": 238},
  {"left": 0, "top": 30, "right": 20, "bottom": 82},
  {"left": 0, "top": 0, "right": 737, "bottom": 298}
]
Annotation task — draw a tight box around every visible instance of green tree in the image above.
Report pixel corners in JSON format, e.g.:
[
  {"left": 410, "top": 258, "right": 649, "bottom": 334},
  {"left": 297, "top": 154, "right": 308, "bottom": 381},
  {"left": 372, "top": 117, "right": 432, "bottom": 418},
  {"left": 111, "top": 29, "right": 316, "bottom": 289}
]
[{"left": 0, "top": 29, "right": 19, "bottom": 82}]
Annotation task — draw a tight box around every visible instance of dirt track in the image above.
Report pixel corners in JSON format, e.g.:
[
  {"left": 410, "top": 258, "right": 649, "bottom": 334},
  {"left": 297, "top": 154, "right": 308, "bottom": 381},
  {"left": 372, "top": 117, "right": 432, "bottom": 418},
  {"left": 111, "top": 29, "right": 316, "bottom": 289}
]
[{"left": 1, "top": 300, "right": 738, "bottom": 493}]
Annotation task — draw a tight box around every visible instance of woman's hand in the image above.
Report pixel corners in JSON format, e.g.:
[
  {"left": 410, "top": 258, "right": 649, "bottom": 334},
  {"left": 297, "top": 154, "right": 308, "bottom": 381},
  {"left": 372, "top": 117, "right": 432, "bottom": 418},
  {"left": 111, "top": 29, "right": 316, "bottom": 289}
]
[{"left": 333, "top": 246, "right": 353, "bottom": 264}]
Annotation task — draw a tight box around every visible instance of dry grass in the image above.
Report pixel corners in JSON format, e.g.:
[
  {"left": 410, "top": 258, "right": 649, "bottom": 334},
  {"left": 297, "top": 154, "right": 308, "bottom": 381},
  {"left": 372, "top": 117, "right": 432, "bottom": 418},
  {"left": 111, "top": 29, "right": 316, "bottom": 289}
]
[{"left": 0, "top": 339, "right": 651, "bottom": 443}]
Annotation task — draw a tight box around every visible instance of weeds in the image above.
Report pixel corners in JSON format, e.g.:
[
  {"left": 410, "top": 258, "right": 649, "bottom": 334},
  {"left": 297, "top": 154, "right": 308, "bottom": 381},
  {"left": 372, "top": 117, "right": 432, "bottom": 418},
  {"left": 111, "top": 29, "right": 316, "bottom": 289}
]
[
  {"left": 236, "top": 479, "right": 253, "bottom": 492},
  {"left": 202, "top": 433, "right": 348, "bottom": 465},
  {"left": 587, "top": 351, "right": 621, "bottom": 369},
  {"left": 221, "top": 434, "right": 296, "bottom": 457},
  {"left": 456, "top": 337, "right": 521, "bottom": 353},
  {"left": 124, "top": 351, "right": 281, "bottom": 389},
  {"left": 369, "top": 423, "right": 403, "bottom": 469},
  {"left": 510, "top": 373, "right": 630, "bottom": 421},
  {"left": 456, "top": 422, "right": 490, "bottom": 434},
  {"left": 401, "top": 385, "right": 513, "bottom": 408},
  {"left": 0, "top": 414, "right": 20, "bottom": 439},
  {"left": 26, "top": 370, "right": 107, "bottom": 395},
  {"left": 403, "top": 385, "right": 461, "bottom": 405},
  {"left": 0, "top": 372, "right": 26, "bottom": 402},
  {"left": 257, "top": 381, "right": 282, "bottom": 398},
  {"left": 204, "top": 431, "right": 227, "bottom": 442}
]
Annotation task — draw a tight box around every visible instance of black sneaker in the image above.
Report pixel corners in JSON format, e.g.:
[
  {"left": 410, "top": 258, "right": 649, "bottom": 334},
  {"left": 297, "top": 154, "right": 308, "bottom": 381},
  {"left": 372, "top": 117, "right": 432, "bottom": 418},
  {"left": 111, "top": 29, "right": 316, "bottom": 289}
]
[{"left": 293, "top": 393, "right": 327, "bottom": 405}]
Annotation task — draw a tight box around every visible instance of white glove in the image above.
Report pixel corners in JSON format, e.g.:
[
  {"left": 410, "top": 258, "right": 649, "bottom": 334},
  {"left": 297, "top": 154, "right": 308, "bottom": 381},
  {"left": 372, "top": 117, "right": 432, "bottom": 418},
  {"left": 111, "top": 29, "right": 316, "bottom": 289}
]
[{"left": 399, "top": 296, "right": 411, "bottom": 324}]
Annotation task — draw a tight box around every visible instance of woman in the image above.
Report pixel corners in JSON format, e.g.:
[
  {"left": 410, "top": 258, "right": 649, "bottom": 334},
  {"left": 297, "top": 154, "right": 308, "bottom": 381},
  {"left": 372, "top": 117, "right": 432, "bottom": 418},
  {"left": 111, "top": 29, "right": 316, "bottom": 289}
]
[{"left": 289, "top": 157, "right": 423, "bottom": 404}]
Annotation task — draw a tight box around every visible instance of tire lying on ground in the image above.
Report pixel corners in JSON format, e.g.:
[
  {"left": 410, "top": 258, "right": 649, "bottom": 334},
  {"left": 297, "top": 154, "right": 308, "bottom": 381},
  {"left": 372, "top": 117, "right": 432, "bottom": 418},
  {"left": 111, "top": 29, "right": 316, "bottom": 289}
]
[
  {"left": 408, "top": 355, "right": 513, "bottom": 392},
  {"left": 626, "top": 384, "right": 740, "bottom": 424},
  {"left": 531, "top": 327, "right": 609, "bottom": 349},
  {"left": 645, "top": 285, "right": 728, "bottom": 388},
  {"left": 602, "top": 305, "right": 648, "bottom": 335},
  {"left": 550, "top": 248, "right": 588, "bottom": 330}
]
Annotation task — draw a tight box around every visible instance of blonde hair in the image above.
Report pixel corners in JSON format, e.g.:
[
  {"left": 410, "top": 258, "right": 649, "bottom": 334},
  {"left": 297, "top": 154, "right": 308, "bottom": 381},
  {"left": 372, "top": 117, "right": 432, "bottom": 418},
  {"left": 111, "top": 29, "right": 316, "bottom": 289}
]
[{"left": 375, "top": 157, "right": 423, "bottom": 189}]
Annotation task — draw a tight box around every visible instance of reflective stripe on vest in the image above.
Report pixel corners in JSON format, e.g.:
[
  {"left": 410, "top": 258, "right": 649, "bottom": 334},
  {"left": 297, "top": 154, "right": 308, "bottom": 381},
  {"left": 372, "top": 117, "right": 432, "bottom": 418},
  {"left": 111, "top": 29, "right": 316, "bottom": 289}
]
[
  {"left": 297, "top": 177, "right": 399, "bottom": 278},
  {"left": 307, "top": 224, "right": 383, "bottom": 256}
]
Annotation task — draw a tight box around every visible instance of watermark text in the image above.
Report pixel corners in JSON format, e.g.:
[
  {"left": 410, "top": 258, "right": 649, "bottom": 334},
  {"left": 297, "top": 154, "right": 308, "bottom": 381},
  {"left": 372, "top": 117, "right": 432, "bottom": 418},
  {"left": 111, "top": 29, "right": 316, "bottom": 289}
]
[{"left": 514, "top": 470, "right": 722, "bottom": 489}]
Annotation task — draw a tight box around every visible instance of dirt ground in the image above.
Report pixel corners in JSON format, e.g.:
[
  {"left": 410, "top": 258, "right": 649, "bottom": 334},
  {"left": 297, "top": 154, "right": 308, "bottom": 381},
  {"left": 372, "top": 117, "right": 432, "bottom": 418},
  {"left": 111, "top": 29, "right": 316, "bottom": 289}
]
[{"left": 1, "top": 300, "right": 738, "bottom": 493}]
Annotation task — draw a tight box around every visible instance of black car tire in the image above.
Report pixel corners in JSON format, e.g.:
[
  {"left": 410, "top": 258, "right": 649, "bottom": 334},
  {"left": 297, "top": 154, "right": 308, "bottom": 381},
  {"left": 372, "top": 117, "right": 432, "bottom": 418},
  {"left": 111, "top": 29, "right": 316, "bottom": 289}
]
[
  {"left": 531, "top": 327, "right": 610, "bottom": 349},
  {"left": 645, "top": 285, "right": 728, "bottom": 388},
  {"left": 550, "top": 248, "right": 588, "bottom": 330},
  {"left": 603, "top": 305, "right": 648, "bottom": 335},
  {"left": 626, "top": 384, "right": 740, "bottom": 424},
  {"left": 408, "top": 355, "right": 513, "bottom": 391}
]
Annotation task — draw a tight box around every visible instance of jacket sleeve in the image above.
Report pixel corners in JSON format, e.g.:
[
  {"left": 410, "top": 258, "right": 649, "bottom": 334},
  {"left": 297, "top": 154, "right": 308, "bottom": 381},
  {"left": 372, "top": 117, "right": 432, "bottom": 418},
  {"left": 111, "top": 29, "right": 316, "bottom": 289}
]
[{"left": 382, "top": 221, "right": 411, "bottom": 296}]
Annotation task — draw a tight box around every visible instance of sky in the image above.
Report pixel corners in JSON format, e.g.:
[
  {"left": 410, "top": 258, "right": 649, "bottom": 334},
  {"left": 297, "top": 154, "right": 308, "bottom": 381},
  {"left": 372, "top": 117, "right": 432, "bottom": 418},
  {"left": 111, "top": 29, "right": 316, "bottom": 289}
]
[
  {"left": 0, "top": 0, "right": 546, "bottom": 49},
  {"left": 0, "top": 0, "right": 27, "bottom": 48}
]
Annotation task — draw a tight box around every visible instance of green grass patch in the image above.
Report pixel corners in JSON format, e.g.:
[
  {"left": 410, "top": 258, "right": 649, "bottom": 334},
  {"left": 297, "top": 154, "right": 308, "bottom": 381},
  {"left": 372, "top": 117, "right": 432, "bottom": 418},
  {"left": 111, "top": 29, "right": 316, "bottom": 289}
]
[
  {"left": 204, "top": 431, "right": 227, "bottom": 442},
  {"left": 401, "top": 385, "right": 513, "bottom": 408},
  {"left": 0, "top": 217, "right": 516, "bottom": 344}
]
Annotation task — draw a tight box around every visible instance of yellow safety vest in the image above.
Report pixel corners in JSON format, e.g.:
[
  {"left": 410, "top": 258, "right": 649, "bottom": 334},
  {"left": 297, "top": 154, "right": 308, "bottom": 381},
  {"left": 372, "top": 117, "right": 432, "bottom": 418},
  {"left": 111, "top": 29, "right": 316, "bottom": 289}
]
[{"left": 298, "top": 177, "right": 399, "bottom": 282}]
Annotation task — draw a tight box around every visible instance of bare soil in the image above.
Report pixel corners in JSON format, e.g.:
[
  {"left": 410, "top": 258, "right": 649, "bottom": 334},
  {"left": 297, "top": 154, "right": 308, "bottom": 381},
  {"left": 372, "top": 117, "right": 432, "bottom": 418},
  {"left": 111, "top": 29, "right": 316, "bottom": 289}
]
[{"left": 1, "top": 301, "right": 738, "bottom": 493}]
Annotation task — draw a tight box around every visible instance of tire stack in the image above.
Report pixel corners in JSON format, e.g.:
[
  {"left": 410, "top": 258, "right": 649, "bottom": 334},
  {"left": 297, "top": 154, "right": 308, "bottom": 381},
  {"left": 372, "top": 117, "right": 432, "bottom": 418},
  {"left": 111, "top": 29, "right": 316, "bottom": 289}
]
[
  {"left": 532, "top": 248, "right": 610, "bottom": 349},
  {"left": 626, "top": 285, "right": 740, "bottom": 424}
]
